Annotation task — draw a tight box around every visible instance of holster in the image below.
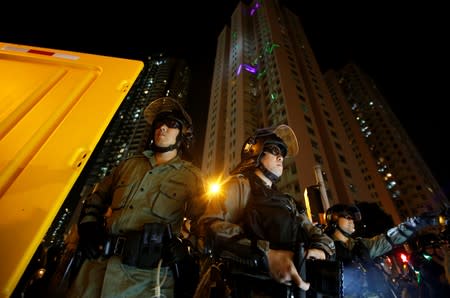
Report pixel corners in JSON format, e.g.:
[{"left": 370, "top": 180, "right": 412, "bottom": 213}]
[{"left": 104, "top": 222, "right": 167, "bottom": 269}]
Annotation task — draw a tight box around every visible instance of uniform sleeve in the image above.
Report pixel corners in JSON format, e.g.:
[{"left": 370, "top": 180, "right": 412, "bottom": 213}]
[
  {"left": 78, "top": 165, "right": 117, "bottom": 224},
  {"left": 184, "top": 166, "right": 208, "bottom": 241},
  {"left": 198, "top": 175, "right": 250, "bottom": 240},
  {"left": 351, "top": 215, "right": 439, "bottom": 260},
  {"left": 198, "top": 176, "right": 272, "bottom": 257},
  {"left": 359, "top": 217, "right": 427, "bottom": 258},
  {"left": 358, "top": 234, "right": 394, "bottom": 259},
  {"left": 297, "top": 211, "right": 336, "bottom": 257}
]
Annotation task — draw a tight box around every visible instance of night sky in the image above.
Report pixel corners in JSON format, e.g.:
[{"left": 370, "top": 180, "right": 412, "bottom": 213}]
[{"left": 1, "top": 1, "right": 447, "bottom": 194}]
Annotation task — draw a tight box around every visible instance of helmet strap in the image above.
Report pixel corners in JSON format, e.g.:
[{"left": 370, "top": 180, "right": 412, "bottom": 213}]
[
  {"left": 150, "top": 128, "right": 183, "bottom": 153},
  {"left": 257, "top": 163, "right": 280, "bottom": 183},
  {"left": 337, "top": 224, "right": 353, "bottom": 238},
  {"left": 150, "top": 142, "right": 179, "bottom": 153}
]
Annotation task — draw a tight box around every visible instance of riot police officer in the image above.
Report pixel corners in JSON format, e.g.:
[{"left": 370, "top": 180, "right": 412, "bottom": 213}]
[
  {"left": 196, "top": 125, "right": 335, "bottom": 297},
  {"left": 324, "top": 203, "right": 442, "bottom": 297},
  {"left": 67, "top": 97, "right": 207, "bottom": 298}
]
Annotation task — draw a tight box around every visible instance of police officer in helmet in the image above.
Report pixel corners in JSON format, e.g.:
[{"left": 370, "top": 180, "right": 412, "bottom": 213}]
[
  {"left": 68, "top": 97, "right": 207, "bottom": 298},
  {"left": 146, "top": 97, "right": 194, "bottom": 154},
  {"left": 196, "top": 125, "right": 335, "bottom": 297},
  {"left": 325, "top": 203, "right": 443, "bottom": 297}
]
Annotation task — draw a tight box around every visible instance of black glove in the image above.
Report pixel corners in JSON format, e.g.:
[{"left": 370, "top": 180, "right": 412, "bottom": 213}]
[
  {"left": 164, "top": 237, "right": 189, "bottom": 265},
  {"left": 78, "top": 221, "right": 106, "bottom": 259}
]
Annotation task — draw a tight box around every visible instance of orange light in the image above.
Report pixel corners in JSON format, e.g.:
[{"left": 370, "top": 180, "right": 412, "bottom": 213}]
[
  {"left": 206, "top": 174, "right": 229, "bottom": 200},
  {"left": 208, "top": 183, "right": 221, "bottom": 194}
]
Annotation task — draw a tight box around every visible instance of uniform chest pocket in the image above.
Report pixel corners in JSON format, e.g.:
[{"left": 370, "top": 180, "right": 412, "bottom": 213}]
[{"left": 150, "top": 180, "right": 188, "bottom": 220}]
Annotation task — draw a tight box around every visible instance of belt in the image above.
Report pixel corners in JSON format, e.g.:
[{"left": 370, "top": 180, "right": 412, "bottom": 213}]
[
  {"left": 104, "top": 235, "right": 128, "bottom": 257},
  {"left": 103, "top": 223, "right": 168, "bottom": 269}
]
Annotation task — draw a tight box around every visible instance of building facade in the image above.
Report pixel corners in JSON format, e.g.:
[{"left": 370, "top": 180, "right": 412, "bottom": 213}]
[{"left": 325, "top": 64, "right": 446, "bottom": 221}]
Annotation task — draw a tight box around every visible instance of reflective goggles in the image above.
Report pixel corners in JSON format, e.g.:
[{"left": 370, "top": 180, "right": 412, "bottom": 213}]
[
  {"left": 154, "top": 118, "right": 182, "bottom": 130},
  {"left": 263, "top": 144, "right": 286, "bottom": 157}
]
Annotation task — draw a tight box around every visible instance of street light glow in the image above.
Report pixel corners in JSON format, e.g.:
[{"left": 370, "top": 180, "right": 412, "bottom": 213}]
[
  {"left": 209, "top": 183, "right": 220, "bottom": 194},
  {"left": 206, "top": 175, "right": 230, "bottom": 199}
]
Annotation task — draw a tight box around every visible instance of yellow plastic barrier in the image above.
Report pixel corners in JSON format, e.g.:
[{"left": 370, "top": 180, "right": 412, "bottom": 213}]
[{"left": 0, "top": 42, "right": 143, "bottom": 297}]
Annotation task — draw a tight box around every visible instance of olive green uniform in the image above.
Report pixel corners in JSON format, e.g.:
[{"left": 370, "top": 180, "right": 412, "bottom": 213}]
[
  {"left": 68, "top": 150, "right": 206, "bottom": 298},
  {"left": 195, "top": 173, "right": 335, "bottom": 297},
  {"left": 200, "top": 174, "right": 335, "bottom": 255}
]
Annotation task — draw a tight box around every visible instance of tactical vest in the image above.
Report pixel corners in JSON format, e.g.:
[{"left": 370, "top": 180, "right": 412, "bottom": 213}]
[{"left": 242, "top": 172, "right": 304, "bottom": 250}]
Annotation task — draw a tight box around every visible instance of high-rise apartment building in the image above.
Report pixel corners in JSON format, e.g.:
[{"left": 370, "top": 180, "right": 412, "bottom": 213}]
[
  {"left": 324, "top": 64, "right": 447, "bottom": 221},
  {"left": 201, "top": 0, "right": 447, "bottom": 224}
]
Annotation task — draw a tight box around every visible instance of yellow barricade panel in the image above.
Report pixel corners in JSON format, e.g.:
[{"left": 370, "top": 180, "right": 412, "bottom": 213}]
[{"left": 0, "top": 42, "right": 143, "bottom": 297}]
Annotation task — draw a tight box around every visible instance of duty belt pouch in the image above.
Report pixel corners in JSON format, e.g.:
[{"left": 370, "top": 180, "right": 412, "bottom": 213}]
[{"left": 122, "top": 222, "right": 166, "bottom": 269}]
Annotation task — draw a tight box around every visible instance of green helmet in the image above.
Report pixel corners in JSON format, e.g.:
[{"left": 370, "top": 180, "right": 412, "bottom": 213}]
[
  {"left": 324, "top": 204, "right": 362, "bottom": 236},
  {"left": 230, "top": 124, "right": 299, "bottom": 176},
  {"left": 144, "top": 97, "right": 193, "bottom": 151}
]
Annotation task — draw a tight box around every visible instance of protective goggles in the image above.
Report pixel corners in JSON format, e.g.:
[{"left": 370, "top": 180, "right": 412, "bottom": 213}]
[
  {"left": 154, "top": 118, "right": 182, "bottom": 130},
  {"left": 339, "top": 208, "right": 362, "bottom": 221},
  {"left": 342, "top": 215, "right": 355, "bottom": 220},
  {"left": 263, "top": 144, "right": 286, "bottom": 157}
]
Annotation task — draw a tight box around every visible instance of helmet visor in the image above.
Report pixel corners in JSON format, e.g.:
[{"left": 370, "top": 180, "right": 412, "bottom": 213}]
[
  {"left": 341, "top": 205, "right": 362, "bottom": 221},
  {"left": 144, "top": 97, "right": 192, "bottom": 127},
  {"left": 273, "top": 124, "right": 299, "bottom": 158}
]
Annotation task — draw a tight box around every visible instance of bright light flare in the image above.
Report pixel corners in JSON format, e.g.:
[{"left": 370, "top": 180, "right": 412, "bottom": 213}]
[
  {"left": 209, "top": 183, "right": 221, "bottom": 194},
  {"left": 206, "top": 175, "right": 229, "bottom": 199}
]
